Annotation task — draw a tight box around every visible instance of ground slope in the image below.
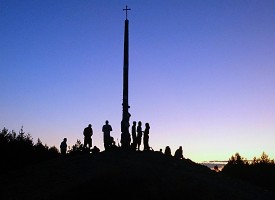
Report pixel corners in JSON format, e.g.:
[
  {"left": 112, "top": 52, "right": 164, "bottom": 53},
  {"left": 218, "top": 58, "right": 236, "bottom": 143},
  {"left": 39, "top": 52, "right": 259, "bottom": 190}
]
[{"left": 1, "top": 150, "right": 275, "bottom": 200}]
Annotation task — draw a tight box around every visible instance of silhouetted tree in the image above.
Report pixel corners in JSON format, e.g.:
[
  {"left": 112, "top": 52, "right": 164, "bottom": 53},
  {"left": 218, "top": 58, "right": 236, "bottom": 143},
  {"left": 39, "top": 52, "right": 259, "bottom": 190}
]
[
  {"left": 68, "top": 139, "right": 84, "bottom": 155},
  {"left": 222, "top": 152, "right": 275, "bottom": 192},
  {"left": 226, "top": 152, "right": 248, "bottom": 165},
  {"left": 254, "top": 152, "right": 274, "bottom": 165},
  {"left": 0, "top": 127, "right": 59, "bottom": 170}
]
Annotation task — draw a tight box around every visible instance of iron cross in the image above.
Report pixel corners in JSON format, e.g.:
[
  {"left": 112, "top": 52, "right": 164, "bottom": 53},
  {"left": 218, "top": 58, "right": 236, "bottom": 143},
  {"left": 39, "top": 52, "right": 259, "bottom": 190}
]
[{"left": 123, "top": 5, "right": 131, "bottom": 19}]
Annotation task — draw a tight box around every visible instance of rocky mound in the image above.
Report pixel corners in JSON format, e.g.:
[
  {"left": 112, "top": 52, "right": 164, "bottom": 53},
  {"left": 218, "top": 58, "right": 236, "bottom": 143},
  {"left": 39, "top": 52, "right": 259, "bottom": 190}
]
[{"left": 1, "top": 150, "right": 275, "bottom": 200}]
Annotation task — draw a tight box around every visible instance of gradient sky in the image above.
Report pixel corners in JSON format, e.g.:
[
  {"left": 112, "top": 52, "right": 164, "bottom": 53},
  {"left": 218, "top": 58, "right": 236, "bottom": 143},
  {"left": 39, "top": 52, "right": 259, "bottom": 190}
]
[{"left": 1, "top": 0, "right": 275, "bottom": 163}]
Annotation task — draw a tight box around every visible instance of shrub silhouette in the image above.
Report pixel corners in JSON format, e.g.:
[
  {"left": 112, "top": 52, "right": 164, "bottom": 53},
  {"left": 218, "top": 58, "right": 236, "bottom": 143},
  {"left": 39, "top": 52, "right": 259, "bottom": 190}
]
[{"left": 67, "top": 139, "right": 85, "bottom": 155}]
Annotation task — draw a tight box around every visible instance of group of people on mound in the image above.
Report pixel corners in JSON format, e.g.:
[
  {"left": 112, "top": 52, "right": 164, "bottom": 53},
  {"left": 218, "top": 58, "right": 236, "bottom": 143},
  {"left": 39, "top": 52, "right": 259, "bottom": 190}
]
[
  {"left": 82, "top": 120, "right": 114, "bottom": 152},
  {"left": 60, "top": 120, "right": 184, "bottom": 160},
  {"left": 130, "top": 121, "right": 151, "bottom": 151},
  {"left": 161, "top": 145, "right": 184, "bottom": 159},
  {"left": 81, "top": 120, "right": 151, "bottom": 152}
]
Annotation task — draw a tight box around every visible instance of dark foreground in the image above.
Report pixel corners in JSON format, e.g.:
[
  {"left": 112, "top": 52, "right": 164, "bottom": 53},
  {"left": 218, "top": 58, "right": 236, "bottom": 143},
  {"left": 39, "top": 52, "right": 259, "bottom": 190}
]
[{"left": 1, "top": 150, "right": 275, "bottom": 200}]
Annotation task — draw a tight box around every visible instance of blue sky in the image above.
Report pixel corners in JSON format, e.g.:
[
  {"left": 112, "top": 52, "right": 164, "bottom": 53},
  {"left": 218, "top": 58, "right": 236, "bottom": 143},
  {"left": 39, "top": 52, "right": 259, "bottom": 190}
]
[{"left": 1, "top": 0, "right": 275, "bottom": 163}]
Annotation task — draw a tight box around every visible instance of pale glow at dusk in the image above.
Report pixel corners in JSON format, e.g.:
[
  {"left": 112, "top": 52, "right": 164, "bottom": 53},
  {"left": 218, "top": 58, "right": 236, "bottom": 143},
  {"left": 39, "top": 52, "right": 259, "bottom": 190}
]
[{"left": 1, "top": 0, "right": 275, "bottom": 163}]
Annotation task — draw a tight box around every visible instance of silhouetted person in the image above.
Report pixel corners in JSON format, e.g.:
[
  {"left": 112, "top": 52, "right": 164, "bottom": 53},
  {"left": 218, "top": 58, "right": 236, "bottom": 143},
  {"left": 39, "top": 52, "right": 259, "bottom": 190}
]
[
  {"left": 83, "top": 124, "right": 93, "bottom": 149},
  {"left": 214, "top": 165, "right": 219, "bottom": 172},
  {"left": 102, "top": 120, "right": 113, "bottom": 151},
  {"left": 131, "top": 121, "right": 137, "bottom": 150},
  {"left": 164, "top": 146, "right": 172, "bottom": 156},
  {"left": 174, "top": 146, "right": 184, "bottom": 159},
  {"left": 136, "top": 121, "right": 143, "bottom": 151},
  {"left": 60, "top": 138, "right": 67, "bottom": 155},
  {"left": 109, "top": 136, "right": 119, "bottom": 151},
  {"left": 91, "top": 146, "right": 100, "bottom": 154},
  {"left": 143, "top": 122, "right": 150, "bottom": 151}
]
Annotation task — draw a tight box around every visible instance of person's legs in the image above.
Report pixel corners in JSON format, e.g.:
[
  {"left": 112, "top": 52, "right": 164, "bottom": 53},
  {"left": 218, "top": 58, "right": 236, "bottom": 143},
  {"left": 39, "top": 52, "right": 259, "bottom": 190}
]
[
  {"left": 84, "top": 138, "right": 87, "bottom": 148},
  {"left": 89, "top": 138, "right": 92, "bottom": 149}
]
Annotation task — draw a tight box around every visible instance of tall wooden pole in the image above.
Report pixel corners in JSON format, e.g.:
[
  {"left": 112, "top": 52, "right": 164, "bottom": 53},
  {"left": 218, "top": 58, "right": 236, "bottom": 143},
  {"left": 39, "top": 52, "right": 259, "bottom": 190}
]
[{"left": 121, "top": 6, "right": 131, "bottom": 149}]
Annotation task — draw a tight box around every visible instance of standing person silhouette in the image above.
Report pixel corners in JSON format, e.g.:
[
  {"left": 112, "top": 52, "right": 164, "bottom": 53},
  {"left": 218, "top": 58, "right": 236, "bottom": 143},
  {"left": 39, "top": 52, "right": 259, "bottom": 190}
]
[
  {"left": 136, "top": 121, "right": 143, "bottom": 151},
  {"left": 60, "top": 138, "right": 67, "bottom": 155},
  {"left": 143, "top": 122, "right": 150, "bottom": 151},
  {"left": 102, "top": 120, "right": 113, "bottom": 151},
  {"left": 131, "top": 121, "right": 137, "bottom": 150},
  {"left": 83, "top": 124, "right": 93, "bottom": 149}
]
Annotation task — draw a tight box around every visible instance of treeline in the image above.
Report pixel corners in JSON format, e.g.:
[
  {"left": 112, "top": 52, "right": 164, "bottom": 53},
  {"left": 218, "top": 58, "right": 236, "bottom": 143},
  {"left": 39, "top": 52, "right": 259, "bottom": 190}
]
[
  {"left": 0, "top": 127, "right": 61, "bottom": 170},
  {"left": 0, "top": 127, "right": 94, "bottom": 170},
  {"left": 221, "top": 152, "right": 275, "bottom": 192}
]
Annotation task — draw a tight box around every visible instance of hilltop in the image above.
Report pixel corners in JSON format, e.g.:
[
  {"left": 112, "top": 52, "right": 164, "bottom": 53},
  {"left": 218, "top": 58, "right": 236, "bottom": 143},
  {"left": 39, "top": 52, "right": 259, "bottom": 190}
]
[{"left": 1, "top": 150, "right": 275, "bottom": 200}]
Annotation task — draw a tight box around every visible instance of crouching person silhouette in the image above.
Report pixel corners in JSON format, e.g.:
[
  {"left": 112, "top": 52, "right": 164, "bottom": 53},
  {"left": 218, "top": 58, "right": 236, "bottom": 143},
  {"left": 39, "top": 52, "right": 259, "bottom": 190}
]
[{"left": 174, "top": 146, "right": 184, "bottom": 159}]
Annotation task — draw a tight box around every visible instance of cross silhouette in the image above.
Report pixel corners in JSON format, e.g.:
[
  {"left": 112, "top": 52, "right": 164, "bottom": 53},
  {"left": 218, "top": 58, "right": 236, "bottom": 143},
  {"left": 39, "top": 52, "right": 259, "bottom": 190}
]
[{"left": 123, "top": 5, "right": 131, "bottom": 19}]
